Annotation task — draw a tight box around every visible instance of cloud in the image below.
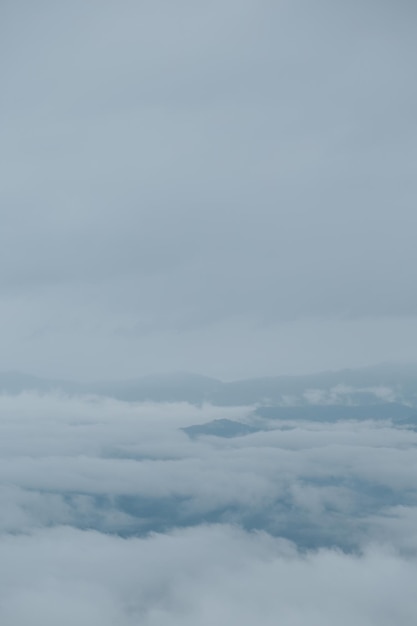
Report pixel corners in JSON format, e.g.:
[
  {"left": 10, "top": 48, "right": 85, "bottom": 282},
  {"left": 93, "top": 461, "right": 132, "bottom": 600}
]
[
  {"left": 0, "top": 524, "right": 416, "bottom": 625},
  {"left": 0, "top": 391, "right": 417, "bottom": 621},
  {"left": 0, "top": 392, "right": 416, "bottom": 548}
]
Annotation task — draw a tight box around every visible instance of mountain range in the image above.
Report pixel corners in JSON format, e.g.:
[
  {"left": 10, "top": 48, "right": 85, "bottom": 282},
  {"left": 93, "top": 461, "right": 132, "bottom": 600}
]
[{"left": 1, "top": 362, "right": 417, "bottom": 406}]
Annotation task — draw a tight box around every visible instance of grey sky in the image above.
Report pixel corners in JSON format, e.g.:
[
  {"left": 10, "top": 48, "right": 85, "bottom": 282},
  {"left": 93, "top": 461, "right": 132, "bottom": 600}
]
[{"left": 1, "top": 0, "right": 417, "bottom": 380}]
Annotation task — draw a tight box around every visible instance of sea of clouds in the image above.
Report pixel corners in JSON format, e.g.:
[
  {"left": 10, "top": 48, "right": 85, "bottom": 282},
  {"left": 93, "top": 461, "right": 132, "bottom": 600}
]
[{"left": 1, "top": 392, "right": 417, "bottom": 624}]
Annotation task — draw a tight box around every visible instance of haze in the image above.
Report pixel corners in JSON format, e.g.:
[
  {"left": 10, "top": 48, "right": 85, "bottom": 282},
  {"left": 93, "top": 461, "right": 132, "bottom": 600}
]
[
  {"left": 1, "top": 0, "right": 417, "bottom": 380},
  {"left": 2, "top": 4, "right": 417, "bottom": 622}
]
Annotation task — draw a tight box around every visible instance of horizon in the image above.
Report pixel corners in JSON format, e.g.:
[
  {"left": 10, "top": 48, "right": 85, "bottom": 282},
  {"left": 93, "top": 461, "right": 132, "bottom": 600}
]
[{"left": 2, "top": 358, "right": 417, "bottom": 385}]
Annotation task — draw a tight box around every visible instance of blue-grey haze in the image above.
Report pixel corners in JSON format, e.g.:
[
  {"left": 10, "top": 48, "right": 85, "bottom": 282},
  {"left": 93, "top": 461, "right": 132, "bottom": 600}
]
[
  {"left": 1, "top": 1, "right": 417, "bottom": 623},
  {"left": 1, "top": 0, "right": 417, "bottom": 379}
]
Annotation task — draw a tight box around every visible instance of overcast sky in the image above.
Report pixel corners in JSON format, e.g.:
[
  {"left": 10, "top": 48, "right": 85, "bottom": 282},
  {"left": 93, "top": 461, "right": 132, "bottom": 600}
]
[{"left": 1, "top": 0, "right": 417, "bottom": 381}]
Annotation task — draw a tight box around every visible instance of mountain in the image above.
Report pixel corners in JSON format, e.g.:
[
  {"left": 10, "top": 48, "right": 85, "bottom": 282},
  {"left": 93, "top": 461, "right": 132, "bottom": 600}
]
[
  {"left": 209, "top": 363, "right": 417, "bottom": 406},
  {"left": 255, "top": 402, "right": 417, "bottom": 424},
  {"left": 89, "top": 372, "right": 223, "bottom": 403},
  {"left": 182, "top": 418, "right": 260, "bottom": 439},
  {"left": 0, "top": 363, "right": 417, "bottom": 406}
]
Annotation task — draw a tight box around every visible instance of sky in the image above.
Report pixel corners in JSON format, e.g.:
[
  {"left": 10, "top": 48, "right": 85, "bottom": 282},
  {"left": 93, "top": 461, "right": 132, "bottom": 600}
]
[{"left": 1, "top": 0, "right": 417, "bottom": 380}]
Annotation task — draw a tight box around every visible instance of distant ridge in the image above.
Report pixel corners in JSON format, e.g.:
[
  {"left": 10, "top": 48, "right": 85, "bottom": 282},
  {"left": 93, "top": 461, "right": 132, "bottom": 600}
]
[
  {"left": 0, "top": 363, "right": 417, "bottom": 406},
  {"left": 0, "top": 371, "right": 86, "bottom": 395}
]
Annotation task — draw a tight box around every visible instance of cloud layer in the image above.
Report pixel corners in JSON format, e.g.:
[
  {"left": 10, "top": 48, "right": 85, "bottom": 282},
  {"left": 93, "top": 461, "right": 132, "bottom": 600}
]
[
  {"left": 2, "top": 524, "right": 417, "bottom": 626},
  {"left": 1, "top": 391, "right": 417, "bottom": 622},
  {"left": 1, "top": 392, "right": 417, "bottom": 546}
]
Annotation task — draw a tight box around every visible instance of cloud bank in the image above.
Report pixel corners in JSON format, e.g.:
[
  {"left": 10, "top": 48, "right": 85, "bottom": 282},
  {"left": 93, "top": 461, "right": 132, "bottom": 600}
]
[
  {"left": 1, "top": 392, "right": 417, "bottom": 622},
  {"left": 1, "top": 524, "right": 417, "bottom": 626}
]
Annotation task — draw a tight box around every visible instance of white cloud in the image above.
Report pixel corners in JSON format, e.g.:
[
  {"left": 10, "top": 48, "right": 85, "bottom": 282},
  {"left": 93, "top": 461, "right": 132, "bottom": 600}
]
[
  {"left": 0, "top": 525, "right": 416, "bottom": 625},
  {"left": 0, "top": 392, "right": 416, "bottom": 542},
  {"left": 0, "top": 392, "right": 416, "bottom": 621}
]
